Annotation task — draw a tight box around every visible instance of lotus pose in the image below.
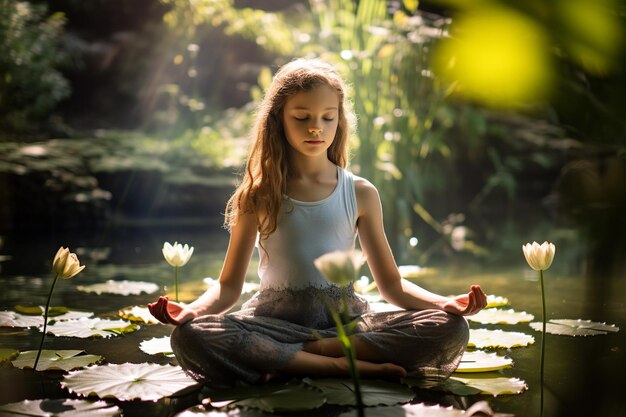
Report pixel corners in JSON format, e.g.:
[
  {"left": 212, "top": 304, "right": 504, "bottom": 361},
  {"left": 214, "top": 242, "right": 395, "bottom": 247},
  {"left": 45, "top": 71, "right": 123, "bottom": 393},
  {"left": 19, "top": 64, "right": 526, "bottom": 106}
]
[{"left": 149, "top": 58, "right": 487, "bottom": 386}]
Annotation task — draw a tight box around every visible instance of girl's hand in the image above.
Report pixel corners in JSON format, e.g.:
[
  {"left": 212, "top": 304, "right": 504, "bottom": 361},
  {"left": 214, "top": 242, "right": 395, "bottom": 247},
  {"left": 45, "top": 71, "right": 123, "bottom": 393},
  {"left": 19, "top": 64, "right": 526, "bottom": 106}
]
[
  {"left": 148, "top": 296, "right": 197, "bottom": 325},
  {"left": 443, "top": 285, "right": 488, "bottom": 316}
]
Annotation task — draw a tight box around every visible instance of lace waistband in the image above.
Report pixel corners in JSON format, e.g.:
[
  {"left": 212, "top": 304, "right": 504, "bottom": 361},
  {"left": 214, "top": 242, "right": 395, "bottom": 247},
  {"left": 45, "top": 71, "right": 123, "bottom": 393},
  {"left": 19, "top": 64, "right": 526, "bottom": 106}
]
[{"left": 240, "top": 285, "right": 370, "bottom": 329}]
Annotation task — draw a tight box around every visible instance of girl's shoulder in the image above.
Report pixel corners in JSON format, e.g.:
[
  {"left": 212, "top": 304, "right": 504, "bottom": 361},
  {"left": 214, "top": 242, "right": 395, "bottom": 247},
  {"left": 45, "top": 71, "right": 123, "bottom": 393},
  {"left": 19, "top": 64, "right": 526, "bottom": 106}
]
[{"left": 351, "top": 173, "right": 381, "bottom": 215}]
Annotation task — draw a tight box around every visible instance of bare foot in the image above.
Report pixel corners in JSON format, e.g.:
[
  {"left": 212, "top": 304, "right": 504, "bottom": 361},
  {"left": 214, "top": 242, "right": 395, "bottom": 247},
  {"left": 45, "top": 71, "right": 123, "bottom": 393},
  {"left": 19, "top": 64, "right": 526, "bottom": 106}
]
[{"left": 335, "top": 357, "right": 407, "bottom": 379}]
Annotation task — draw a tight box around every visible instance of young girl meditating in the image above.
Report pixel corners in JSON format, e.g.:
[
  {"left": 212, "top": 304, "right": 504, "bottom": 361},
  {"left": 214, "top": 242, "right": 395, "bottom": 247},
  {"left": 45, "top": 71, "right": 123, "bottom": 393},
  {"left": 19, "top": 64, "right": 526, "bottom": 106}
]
[{"left": 149, "top": 58, "right": 487, "bottom": 387}]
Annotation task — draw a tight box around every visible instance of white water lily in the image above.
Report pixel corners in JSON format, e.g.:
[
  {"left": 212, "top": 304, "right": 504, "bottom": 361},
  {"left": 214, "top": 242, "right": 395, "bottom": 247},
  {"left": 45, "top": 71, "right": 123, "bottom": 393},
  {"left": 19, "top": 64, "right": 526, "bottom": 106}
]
[
  {"left": 162, "top": 242, "right": 194, "bottom": 267},
  {"left": 53, "top": 247, "right": 85, "bottom": 279},
  {"left": 314, "top": 249, "right": 365, "bottom": 287},
  {"left": 522, "top": 240, "right": 556, "bottom": 417},
  {"left": 162, "top": 241, "right": 194, "bottom": 302},
  {"left": 314, "top": 249, "right": 367, "bottom": 416},
  {"left": 522, "top": 241, "right": 555, "bottom": 271},
  {"left": 34, "top": 247, "right": 85, "bottom": 372}
]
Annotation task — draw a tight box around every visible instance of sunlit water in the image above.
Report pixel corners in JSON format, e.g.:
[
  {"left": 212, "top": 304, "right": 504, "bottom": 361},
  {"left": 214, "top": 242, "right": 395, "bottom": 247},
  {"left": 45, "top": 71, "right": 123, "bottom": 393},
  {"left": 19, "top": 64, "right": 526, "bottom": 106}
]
[{"left": 0, "top": 224, "right": 623, "bottom": 417}]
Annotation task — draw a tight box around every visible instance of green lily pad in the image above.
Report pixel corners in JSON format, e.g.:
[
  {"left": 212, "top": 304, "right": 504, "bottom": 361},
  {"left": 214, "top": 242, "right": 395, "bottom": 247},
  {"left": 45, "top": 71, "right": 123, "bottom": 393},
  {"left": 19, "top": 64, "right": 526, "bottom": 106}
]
[
  {"left": 468, "top": 329, "right": 535, "bottom": 349},
  {"left": 456, "top": 350, "right": 513, "bottom": 373},
  {"left": 369, "top": 302, "right": 403, "bottom": 313},
  {"left": 0, "top": 398, "right": 121, "bottom": 417},
  {"left": 119, "top": 305, "right": 160, "bottom": 324},
  {"left": 448, "top": 373, "right": 528, "bottom": 396},
  {"left": 45, "top": 318, "right": 138, "bottom": 338},
  {"left": 485, "top": 295, "right": 509, "bottom": 308},
  {"left": 15, "top": 305, "right": 69, "bottom": 316},
  {"left": 337, "top": 400, "right": 505, "bottom": 417},
  {"left": 529, "top": 319, "right": 619, "bottom": 336},
  {"left": 467, "top": 309, "right": 534, "bottom": 325},
  {"left": 304, "top": 378, "right": 414, "bottom": 406},
  {"left": 0, "top": 310, "right": 94, "bottom": 328},
  {"left": 176, "top": 407, "right": 272, "bottom": 416},
  {"left": 204, "top": 277, "right": 259, "bottom": 294},
  {"left": 140, "top": 336, "right": 174, "bottom": 356},
  {"left": 550, "top": 319, "right": 619, "bottom": 332},
  {"left": 205, "top": 381, "right": 326, "bottom": 412},
  {"left": 76, "top": 280, "right": 160, "bottom": 295},
  {"left": 61, "top": 363, "right": 199, "bottom": 401},
  {"left": 12, "top": 350, "right": 103, "bottom": 371},
  {"left": 0, "top": 348, "right": 19, "bottom": 365}
]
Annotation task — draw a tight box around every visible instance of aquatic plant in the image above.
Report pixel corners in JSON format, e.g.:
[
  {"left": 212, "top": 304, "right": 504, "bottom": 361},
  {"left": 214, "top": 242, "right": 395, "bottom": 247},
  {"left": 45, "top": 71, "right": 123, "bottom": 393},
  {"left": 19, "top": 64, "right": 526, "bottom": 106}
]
[
  {"left": 162, "top": 241, "right": 194, "bottom": 302},
  {"left": 33, "top": 247, "right": 85, "bottom": 372},
  {"left": 522, "top": 241, "right": 555, "bottom": 417},
  {"left": 314, "top": 249, "right": 366, "bottom": 417}
]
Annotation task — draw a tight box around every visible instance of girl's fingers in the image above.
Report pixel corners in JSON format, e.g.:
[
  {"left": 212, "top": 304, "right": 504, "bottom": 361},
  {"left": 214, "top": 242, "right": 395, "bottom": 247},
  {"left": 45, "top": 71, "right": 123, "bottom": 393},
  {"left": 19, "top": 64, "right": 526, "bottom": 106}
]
[{"left": 148, "top": 296, "right": 171, "bottom": 324}]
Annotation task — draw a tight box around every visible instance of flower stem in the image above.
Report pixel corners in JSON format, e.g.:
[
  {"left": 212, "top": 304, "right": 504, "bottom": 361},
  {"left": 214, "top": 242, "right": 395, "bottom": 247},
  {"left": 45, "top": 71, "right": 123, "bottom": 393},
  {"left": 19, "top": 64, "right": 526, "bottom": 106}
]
[
  {"left": 539, "top": 270, "right": 546, "bottom": 417},
  {"left": 335, "top": 288, "right": 364, "bottom": 417},
  {"left": 33, "top": 273, "right": 59, "bottom": 372},
  {"left": 175, "top": 266, "right": 179, "bottom": 303}
]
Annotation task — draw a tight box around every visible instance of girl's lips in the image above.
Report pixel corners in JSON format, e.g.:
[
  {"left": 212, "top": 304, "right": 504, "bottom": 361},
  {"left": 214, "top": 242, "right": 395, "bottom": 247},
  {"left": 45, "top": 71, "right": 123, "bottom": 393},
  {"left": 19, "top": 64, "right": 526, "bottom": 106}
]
[{"left": 305, "top": 140, "right": 324, "bottom": 144}]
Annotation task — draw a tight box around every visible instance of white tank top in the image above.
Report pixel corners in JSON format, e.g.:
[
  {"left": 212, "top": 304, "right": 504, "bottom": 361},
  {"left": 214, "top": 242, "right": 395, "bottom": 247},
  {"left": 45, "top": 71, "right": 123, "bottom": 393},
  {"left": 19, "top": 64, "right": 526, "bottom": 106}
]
[{"left": 257, "top": 166, "right": 358, "bottom": 290}]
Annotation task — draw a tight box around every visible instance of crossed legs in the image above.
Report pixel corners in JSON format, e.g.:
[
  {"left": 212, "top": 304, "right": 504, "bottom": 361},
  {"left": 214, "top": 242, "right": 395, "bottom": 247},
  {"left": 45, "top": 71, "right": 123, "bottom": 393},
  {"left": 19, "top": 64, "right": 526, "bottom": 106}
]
[{"left": 276, "top": 336, "right": 407, "bottom": 379}]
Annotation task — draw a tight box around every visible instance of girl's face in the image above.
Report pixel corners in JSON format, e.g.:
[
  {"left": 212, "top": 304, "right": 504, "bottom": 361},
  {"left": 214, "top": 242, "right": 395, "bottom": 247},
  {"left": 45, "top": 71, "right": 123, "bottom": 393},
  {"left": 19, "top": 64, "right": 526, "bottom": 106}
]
[{"left": 282, "top": 84, "right": 340, "bottom": 160}]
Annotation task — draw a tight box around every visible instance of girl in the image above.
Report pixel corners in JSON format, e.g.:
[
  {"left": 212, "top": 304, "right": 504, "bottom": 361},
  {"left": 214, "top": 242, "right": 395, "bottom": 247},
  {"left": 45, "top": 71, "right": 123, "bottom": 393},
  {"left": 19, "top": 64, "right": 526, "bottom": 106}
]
[{"left": 149, "top": 58, "right": 487, "bottom": 387}]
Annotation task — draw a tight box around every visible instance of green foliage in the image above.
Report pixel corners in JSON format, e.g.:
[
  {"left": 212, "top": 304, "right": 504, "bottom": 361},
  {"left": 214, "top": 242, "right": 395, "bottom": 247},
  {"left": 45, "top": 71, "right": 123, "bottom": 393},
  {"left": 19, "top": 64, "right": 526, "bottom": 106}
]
[{"left": 0, "top": 1, "right": 70, "bottom": 134}]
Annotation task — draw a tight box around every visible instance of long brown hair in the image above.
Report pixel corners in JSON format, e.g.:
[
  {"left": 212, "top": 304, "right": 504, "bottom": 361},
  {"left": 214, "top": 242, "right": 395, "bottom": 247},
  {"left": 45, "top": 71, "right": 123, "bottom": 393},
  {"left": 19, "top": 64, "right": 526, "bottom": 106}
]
[{"left": 224, "top": 58, "right": 353, "bottom": 241}]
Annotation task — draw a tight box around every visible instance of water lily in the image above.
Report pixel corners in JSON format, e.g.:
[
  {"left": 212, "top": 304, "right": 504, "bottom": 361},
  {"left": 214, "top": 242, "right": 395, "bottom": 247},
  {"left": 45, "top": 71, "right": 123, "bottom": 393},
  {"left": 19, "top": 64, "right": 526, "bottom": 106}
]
[
  {"left": 33, "top": 247, "right": 85, "bottom": 372},
  {"left": 522, "top": 240, "right": 555, "bottom": 417},
  {"left": 314, "top": 249, "right": 366, "bottom": 417},
  {"left": 522, "top": 241, "right": 555, "bottom": 271},
  {"left": 314, "top": 249, "right": 364, "bottom": 287},
  {"left": 162, "top": 242, "right": 194, "bottom": 302}
]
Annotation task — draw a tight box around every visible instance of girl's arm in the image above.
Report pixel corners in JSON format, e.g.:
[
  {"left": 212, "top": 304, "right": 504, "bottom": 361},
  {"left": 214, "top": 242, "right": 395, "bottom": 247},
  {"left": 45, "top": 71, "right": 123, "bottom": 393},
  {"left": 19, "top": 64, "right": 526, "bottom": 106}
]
[
  {"left": 355, "top": 178, "right": 487, "bottom": 316},
  {"left": 149, "top": 210, "right": 258, "bottom": 324}
]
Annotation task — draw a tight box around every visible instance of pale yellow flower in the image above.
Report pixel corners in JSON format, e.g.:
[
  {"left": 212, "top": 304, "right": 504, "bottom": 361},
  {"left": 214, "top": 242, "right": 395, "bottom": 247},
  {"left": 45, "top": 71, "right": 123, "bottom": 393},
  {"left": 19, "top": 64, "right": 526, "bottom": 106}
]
[
  {"left": 522, "top": 241, "right": 555, "bottom": 271},
  {"left": 162, "top": 242, "right": 194, "bottom": 267},
  {"left": 314, "top": 249, "right": 365, "bottom": 287},
  {"left": 52, "top": 247, "right": 85, "bottom": 279}
]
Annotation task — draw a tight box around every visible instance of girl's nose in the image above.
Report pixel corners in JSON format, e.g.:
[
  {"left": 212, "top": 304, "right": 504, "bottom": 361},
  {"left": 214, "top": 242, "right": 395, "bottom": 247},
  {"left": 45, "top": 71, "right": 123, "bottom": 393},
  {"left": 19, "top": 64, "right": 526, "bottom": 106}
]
[{"left": 308, "top": 127, "right": 323, "bottom": 135}]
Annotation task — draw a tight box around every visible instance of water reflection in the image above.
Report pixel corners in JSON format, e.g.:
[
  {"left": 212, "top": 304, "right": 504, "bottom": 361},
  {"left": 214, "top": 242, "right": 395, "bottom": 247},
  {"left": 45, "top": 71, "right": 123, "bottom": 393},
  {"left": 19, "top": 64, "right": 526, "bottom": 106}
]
[{"left": 0, "top": 224, "right": 623, "bottom": 416}]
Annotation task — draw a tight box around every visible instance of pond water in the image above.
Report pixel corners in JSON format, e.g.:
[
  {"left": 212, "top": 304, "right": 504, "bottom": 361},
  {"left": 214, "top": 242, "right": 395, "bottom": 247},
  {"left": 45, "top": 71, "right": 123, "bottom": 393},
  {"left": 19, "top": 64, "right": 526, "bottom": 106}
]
[{"left": 0, "top": 222, "right": 623, "bottom": 417}]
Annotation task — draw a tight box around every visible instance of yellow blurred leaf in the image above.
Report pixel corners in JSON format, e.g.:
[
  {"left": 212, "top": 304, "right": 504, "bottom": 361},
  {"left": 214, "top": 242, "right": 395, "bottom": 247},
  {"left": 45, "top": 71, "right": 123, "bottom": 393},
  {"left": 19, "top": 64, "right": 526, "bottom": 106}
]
[{"left": 433, "top": 6, "right": 552, "bottom": 106}]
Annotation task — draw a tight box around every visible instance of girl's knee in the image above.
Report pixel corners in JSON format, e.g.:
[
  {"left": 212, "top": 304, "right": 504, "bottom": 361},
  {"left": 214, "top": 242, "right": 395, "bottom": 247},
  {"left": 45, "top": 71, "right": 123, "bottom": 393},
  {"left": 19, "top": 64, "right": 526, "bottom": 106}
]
[{"left": 440, "top": 311, "right": 470, "bottom": 346}]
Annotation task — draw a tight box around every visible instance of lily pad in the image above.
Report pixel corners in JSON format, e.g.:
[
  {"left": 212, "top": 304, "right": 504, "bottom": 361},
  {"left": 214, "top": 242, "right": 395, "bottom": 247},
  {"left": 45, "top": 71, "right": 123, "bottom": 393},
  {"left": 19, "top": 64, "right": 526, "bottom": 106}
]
[
  {"left": 398, "top": 265, "right": 436, "bottom": 278},
  {"left": 15, "top": 305, "right": 68, "bottom": 316},
  {"left": 119, "top": 305, "right": 160, "bottom": 324},
  {"left": 549, "top": 319, "right": 619, "bottom": 332},
  {"left": 45, "top": 318, "right": 138, "bottom": 338},
  {"left": 449, "top": 373, "right": 528, "bottom": 396},
  {"left": 12, "top": 350, "right": 103, "bottom": 371},
  {"left": 176, "top": 407, "right": 272, "bottom": 416},
  {"left": 0, "top": 398, "right": 121, "bottom": 417},
  {"left": 0, "top": 310, "right": 93, "bottom": 328},
  {"left": 467, "top": 309, "right": 534, "bottom": 325},
  {"left": 205, "top": 381, "right": 326, "bottom": 412},
  {"left": 304, "top": 378, "right": 415, "bottom": 406},
  {"left": 468, "top": 329, "right": 535, "bottom": 349},
  {"left": 338, "top": 401, "right": 508, "bottom": 417},
  {"left": 0, "top": 348, "right": 19, "bottom": 365},
  {"left": 529, "top": 319, "right": 619, "bottom": 336},
  {"left": 140, "top": 336, "right": 174, "bottom": 356},
  {"left": 369, "top": 302, "right": 403, "bottom": 313},
  {"left": 204, "top": 277, "right": 259, "bottom": 294},
  {"left": 485, "top": 295, "right": 509, "bottom": 308},
  {"left": 61, "top": 363, "right": 199, "bottom": 401},
  {"left": 76, "top": 280, "right": 160, "bottom": 295},
  {"left": 456, "top": 350, "right": 513, "bottom": 373}
]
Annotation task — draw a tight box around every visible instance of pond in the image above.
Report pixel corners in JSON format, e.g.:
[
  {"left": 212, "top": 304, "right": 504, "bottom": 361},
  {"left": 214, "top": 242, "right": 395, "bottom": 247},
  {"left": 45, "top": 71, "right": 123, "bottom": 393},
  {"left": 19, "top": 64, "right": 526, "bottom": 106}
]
[{"left": 0, "top": 221, "right": 623, "bottom": 417}]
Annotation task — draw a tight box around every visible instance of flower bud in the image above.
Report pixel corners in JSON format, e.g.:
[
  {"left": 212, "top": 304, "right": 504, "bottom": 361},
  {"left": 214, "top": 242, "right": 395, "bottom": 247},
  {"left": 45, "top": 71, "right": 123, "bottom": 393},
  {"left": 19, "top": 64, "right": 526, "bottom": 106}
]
[
  {"left": 53, "top": 246, "right": 85, "bottom": 279},
  {"left": 522, "top": 241, "right": 555, "bottom": 271}
]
